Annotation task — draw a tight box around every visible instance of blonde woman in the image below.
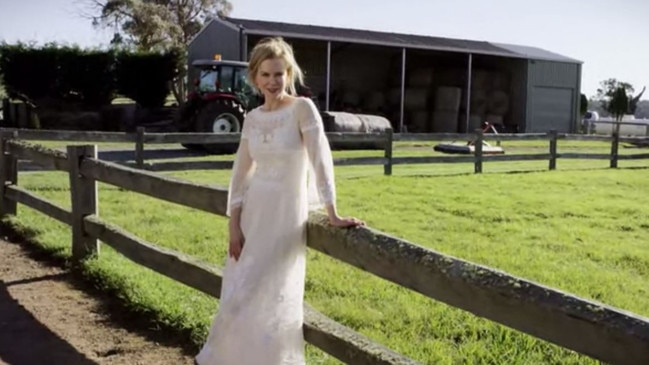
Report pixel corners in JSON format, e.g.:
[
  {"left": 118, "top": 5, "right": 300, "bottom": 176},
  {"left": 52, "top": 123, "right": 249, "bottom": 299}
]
[{"left": 195, "top": 37, "right": 364, "bottom": 365}]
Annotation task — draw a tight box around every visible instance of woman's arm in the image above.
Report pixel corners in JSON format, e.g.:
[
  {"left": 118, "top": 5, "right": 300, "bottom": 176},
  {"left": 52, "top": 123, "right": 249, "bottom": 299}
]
[{"left": 298, "top": 98, "right": 363, "bottom": 227}]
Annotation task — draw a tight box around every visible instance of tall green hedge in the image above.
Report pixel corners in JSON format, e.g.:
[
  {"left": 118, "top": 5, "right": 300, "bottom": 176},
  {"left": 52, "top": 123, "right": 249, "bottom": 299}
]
[
  {"left": 0, "top": 43, "right": 179, "bottom": 109},
  {"left": 116, "top": 51, "right": 178, "bottom": 108},
  {"left": 0, "top": 44, "right": 60, "bottom": 101}
]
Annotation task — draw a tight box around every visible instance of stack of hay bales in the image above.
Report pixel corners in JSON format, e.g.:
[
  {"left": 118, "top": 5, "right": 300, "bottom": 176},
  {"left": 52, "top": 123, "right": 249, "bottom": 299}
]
[
  {"left": 469, "top": 70, "right": 510, "bottom": 129},
  {"left": 404, "top": 68, "right": 434, "bottom": 132},
  {"left": 432, "top": 86, "right": 463, "bottom": 132},
  {"left": 468, "top": 70, "right": 490, "bottom": 130}
]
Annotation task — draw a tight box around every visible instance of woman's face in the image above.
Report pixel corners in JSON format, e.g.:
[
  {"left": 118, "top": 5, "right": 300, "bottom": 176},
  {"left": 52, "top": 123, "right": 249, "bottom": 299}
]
[{"left": 254, "top": 57, "right": 288, "bottom": 100}]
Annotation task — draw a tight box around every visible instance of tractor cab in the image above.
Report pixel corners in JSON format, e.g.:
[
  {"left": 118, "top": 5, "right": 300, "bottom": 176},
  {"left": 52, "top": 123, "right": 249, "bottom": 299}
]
[{"left": 190, "top": 58, "right": 258, "bottom": 109}]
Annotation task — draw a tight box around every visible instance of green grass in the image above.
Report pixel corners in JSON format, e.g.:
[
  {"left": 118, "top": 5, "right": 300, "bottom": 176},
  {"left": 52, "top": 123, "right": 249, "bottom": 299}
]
[{"left": 5, "top": 142, "right": 649, "bottom": 364}]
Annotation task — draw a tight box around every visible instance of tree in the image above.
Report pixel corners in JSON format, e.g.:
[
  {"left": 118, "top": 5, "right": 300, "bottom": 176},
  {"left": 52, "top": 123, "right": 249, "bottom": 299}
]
[
  {"left": 82, "top": 0, "right": 233, "bottom": 104},
  {"left": 609, "top": 86, "right": 629, "bottom": 135},
  {"left": 609, "top": 87, "right": 628, "bottom": 121},
  {"left": 594, "top": 78, "right": 646, "bottom": 116},
  {"left": 595, "top": 78, "right": 633, "bottom": 114}
]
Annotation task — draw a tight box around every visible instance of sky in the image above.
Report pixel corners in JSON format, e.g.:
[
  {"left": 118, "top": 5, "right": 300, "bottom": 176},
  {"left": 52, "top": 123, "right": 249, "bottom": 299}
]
[{"left": 0, "top": 0, "right": 647, "bottom": 97}]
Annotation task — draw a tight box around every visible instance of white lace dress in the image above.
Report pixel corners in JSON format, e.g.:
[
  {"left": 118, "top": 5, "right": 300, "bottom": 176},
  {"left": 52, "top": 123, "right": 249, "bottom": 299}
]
[{"left": 195, "top": 97, "right": 336, "bottom": 365}]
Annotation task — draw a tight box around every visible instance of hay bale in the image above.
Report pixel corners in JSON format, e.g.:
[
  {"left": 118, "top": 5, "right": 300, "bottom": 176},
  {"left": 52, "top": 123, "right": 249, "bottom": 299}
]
[
  {"left": 487, "top": 91, "right": 509, "bottom": 115},
  {"left": 470, "top": 89, "right": 489, "bottom": 115},
  {"left": 326, "top": 112, "right": 363, "bottom": 132},
  {"left": 435, "top": 87, "right": 462, "bottom": 112},
  {"left": 404, "top": 88, "right": 429, "bottom": 110},
  {"left": 326, "top": 112, "right": 392, "bottom": 149},
  {"left": 357, "top": 114, "right": 393, "bottom": 133},
  {"left": 408, "top": 68, "right": 434, "bottom": 87},
  {"left": 472, "top": 70, "right": 492, "bottom": 90},
  {"left": 432, "top": 111, "right": 459, "bottom": 133}
]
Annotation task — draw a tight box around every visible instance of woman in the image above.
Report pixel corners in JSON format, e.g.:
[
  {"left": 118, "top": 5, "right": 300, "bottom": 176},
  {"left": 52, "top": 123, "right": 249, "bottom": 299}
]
[{"left": 195, "top": 37, "right": 364, "bottom": 365}]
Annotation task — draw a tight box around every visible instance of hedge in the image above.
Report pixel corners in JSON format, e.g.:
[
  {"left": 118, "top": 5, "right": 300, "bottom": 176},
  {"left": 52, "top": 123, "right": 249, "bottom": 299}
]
[{"left": 0, "top": 43, "right": 179, "bottom": 109}]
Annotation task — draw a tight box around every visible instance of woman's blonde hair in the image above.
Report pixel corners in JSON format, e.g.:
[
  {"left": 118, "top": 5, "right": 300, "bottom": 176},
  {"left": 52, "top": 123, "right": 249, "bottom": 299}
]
[{"left": 247, "top": 37, "right": 304, "bottom": 95}]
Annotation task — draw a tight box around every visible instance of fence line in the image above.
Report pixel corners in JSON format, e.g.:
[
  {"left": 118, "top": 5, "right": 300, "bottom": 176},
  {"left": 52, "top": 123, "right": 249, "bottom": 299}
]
[
  {"left": 1, "top": 135, "right": 649, "bottom": 364},
  {"left": 3, "top": 127, "right": 649, "bottom": 175}
]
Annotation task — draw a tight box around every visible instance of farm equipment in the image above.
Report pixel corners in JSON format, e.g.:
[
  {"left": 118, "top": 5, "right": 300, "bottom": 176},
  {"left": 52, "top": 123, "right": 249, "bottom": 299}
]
[
  {"left": 173, "top": 58, "right": 254, "bottom": 153},
  {"left": 173, "top": 56, "right": 392, "bottom": 153},
  {"left": 433, "top": 122, "right": 505, "bottom": 155}
]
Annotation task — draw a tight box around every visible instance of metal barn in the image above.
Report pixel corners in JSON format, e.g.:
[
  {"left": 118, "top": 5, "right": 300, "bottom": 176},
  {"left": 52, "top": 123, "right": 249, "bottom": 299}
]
[{"left": 188, "top": 17, "right": 583, "bottom": 133}]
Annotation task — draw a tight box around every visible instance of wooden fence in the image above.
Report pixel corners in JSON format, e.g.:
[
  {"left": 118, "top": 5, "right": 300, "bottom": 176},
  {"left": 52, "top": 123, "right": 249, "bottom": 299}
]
[
  {"left": 1, "top": 131, "right": 649, "bottom": 364},
  {"left": 3, "top": 127, "right": 649, "bottom": 176}
]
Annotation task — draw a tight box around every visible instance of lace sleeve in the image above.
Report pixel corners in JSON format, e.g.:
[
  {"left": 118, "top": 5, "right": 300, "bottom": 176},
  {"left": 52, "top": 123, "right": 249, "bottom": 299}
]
[
  {"left": 226, "top": 119, "right": 255, "bottom": 216},
  {"left": 297, "top": 98, "right": 336, "bottom": 208}
]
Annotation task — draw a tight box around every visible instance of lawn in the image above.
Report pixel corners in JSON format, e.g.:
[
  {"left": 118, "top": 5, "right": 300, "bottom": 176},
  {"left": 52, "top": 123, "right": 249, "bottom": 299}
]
[{"left": 4, "top": 141, "right": 649, "bottom": 365}]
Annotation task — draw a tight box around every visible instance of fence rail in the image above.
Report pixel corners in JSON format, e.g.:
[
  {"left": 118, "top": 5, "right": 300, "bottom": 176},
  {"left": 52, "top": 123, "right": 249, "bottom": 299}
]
[
  {"left": 3, "top": 127, "right": 649, "bottom": 175},
  {"left": 1, "top": 133, "right": 649, "bottom": 364}
]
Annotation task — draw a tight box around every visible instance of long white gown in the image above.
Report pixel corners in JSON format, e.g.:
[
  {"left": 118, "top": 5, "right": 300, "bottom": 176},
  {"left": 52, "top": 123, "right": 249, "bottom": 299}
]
[{"left": 195, "top": 97, "right": 336, "bottom": 365}]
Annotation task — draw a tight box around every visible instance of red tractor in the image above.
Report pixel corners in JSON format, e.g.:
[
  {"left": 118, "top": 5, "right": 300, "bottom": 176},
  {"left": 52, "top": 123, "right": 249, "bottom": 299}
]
[{"left": 174, "top": 58, "right": 257, "bottom": 153}]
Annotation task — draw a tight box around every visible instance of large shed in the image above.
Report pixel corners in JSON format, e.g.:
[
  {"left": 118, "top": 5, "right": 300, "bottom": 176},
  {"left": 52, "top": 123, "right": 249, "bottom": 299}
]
[{"left": 188, "top": 17, "right": 583, "bottom": 133}]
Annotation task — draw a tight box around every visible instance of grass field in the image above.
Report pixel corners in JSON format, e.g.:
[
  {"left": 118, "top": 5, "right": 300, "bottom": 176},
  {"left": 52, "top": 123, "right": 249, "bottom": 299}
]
[{"left": 4, "top": 140, "right": 649, "bottom": 364}]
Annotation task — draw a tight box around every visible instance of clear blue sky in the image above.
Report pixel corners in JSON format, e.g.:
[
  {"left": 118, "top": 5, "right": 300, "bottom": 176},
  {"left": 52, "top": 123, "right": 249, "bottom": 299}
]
[{"left": 1, "top": 0, "right": 647, "bottom": 97}]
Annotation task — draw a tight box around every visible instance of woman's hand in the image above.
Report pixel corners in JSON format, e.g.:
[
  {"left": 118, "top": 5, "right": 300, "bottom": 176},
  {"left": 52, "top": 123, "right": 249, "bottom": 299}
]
[
  {"left": 329, "top": 215, "right": 365, "bottom": 228},
  {"left": 228, "top": 221, "right": 245, "bottom": 261}
]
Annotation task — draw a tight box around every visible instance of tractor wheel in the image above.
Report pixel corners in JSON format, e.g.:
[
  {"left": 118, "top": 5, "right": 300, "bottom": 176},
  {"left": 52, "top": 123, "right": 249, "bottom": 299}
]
[{"left": 196, "top": 99, "right": 245, "bottom": 154}]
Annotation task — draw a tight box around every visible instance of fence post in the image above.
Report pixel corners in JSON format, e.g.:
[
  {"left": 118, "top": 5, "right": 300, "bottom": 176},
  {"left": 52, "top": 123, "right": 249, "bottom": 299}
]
[
  {"left": 135, "top": 126, "right": 145, "bottom": 169},
  {"left": 383, "top": 129, "right": 393, "bottom": 176},
  {"left": 549, "top": 129, "right": 558, "bottom": 171},
  {"left": 67, "top": 145, "right": 99, "bottom": 261},
  {"left": 0, "top": 131, "right": 18, "bottom": 218},
  {"left": 474, "top": 128, "right": 483, "bottom": 174},
  {"left": 610, "top": 132, "right": 619, "bottom": 169}
]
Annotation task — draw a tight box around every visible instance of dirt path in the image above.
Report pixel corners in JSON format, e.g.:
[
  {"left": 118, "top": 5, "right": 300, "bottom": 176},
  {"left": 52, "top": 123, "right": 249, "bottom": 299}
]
[{"left": 0, "top": 234, "right": 196, "bottom": 365}]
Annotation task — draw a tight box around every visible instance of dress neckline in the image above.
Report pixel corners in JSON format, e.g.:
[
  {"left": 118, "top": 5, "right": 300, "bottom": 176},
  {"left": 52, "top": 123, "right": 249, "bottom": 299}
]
[{"left": 257, "top": 98, "right": 299, "bottom": 114}]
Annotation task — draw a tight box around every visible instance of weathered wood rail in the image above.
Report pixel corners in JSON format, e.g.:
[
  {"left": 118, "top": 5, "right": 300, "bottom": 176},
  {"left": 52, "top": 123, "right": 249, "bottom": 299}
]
[
  {"left": 3, "top": 127, "right": 649, "bottom": 176},
  {"left": 1, "top": 133, "right": 649, "bottom": 364}
]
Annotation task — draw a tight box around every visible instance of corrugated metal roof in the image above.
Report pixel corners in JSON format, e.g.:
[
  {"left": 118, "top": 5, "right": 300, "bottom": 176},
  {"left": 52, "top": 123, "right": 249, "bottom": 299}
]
[
  {"left": 493, "top": 43, "right": 582, "bottom": 64},
  {"left": 221, "top": 17, "right": 581, "bottom": 64}
]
